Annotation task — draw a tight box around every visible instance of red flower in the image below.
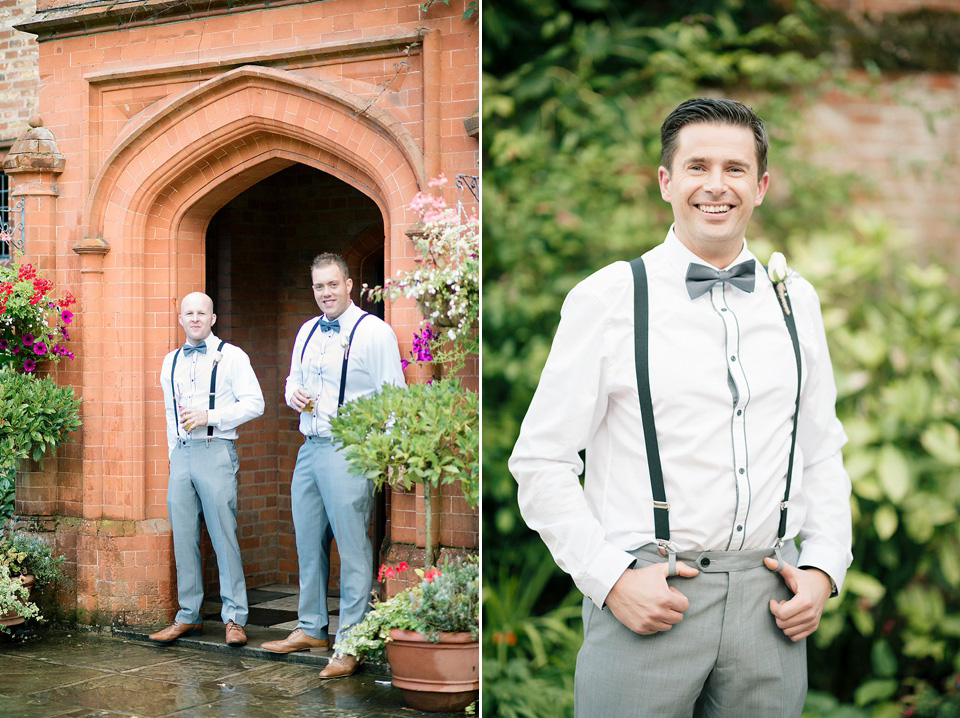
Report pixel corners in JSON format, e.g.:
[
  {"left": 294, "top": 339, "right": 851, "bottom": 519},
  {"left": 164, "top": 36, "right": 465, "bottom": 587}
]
[{"left": 397, "top": 561, "right": 409, "bottom": 572}]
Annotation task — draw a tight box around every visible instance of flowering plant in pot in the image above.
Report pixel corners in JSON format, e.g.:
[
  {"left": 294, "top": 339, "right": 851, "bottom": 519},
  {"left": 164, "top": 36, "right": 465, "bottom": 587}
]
[
  {"left": 0, "top": 257, "right": 81, "bottom": 523},
  {"left": 0, "top": 260, "right": 76, "bottom": 373},
  {"left": 335, "top": 555, "right": 479, "bottom": 712},
  {"left": 332, "top": 177, "right": 479, "bottom": 567},
  {"left": 0, "top": 529, "right": 65, "bottom": 633}
]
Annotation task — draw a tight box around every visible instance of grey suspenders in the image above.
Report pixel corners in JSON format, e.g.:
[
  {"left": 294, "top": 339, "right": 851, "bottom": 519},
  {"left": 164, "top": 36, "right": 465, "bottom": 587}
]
[
  {"left": 628, "top": 257, "right": 802, "bottom": 569},
  {"left": 300, "top": 313, "right": 370, "bottom": 408},
  {"left": 171, "top": 340, "right": 226, "bottom": 439}
]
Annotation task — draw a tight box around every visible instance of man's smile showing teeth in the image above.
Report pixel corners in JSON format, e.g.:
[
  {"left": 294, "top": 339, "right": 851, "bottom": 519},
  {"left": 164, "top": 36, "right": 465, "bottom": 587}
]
[{"left": 697, "top": 204, "right": 733, "bottom": 214}]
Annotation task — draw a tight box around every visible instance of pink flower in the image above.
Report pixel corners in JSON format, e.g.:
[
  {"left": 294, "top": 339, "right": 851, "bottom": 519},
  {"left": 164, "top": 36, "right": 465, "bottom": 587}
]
[
  {"left": 33, "top": 342, "right": 47, "bottom": 355},
  {"left": 61, "top": 310, "right": 73, "bottom": 324},
  {"left": 401, "top": 358, "right": 410, "bottom": 371},
  {"left": 21, "top": 333, "right": 34, "bottom": 346},
  {"left": 22, "top": 359, "right": 35, "bottom": 372}
]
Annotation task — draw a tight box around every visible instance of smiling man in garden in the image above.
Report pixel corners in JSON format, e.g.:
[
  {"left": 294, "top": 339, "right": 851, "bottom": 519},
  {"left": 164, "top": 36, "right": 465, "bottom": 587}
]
[
  {"left": 261, "top": 252, "right": 405, "bottom": 679},
  {"left": 153, "top": 292, "right": 264, "bottom": 648},
  {"left": 510, "top": 98, "right": 853, "bottom": 717}
]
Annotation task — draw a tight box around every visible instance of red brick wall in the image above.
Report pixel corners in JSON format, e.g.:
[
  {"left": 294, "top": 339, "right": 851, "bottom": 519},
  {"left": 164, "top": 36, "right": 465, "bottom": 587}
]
[
  {"left": 6, "top": 0, "right": 479, "bottom": 623},
  {"left": 0, "top": 0, "right": 37, "bottom": 145},
  {"left": 802, "top": 72, "right": 960, "bottom": 265}
]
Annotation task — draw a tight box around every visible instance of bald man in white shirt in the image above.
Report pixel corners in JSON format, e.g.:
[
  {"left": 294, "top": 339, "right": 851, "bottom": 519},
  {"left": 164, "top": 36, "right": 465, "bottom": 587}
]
[
  {"left": 152, "top": 292, "right": 265, "bottom": 648},
  {"left": 510, "top": 98, "right": 852, "bottom": 717}
]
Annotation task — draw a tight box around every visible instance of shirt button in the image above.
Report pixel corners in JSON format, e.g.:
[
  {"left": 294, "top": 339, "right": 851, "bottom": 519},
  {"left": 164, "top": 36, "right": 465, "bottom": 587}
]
[
  {"left": 730, "top": 356, "right": 737, "bottom": 362},
  {"left": 737, "top": 409, "right": 742, "bottom": 416},
  {"left": 700, "top": 558, "right": 711, "bottom": 568},
  {"left": 737, "top": 525, "right": 743, "bottom": 532},
  {"left": 739, "top": 468, "right": 745, "bottom": 474}
]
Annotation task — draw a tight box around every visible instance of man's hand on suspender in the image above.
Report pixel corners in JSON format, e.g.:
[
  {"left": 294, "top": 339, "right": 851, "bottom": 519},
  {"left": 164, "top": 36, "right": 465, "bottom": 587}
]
[
  {"left": 764, "top": 558, "right": 832, "bottom": 642},
  {"left": 605, "top": 561, "right": 699, "bottom": 635}
]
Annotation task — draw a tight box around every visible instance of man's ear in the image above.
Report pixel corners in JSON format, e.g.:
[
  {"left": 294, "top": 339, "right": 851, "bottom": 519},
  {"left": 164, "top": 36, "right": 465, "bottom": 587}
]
[
  {"left": 211, "top": 313, "right": 217, "bottom": 327},
  {"left": 754, "top": 172, "right": 770, "bottom": 207},
  {"left": 658, "top": 166, "right": 672, "bottom": 202}
]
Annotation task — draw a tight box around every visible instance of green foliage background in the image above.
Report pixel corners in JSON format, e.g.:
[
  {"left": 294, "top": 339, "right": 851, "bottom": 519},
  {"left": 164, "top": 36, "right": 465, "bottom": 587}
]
[{"left": 482, "top": 2, "right": 960, "bottom": 716}]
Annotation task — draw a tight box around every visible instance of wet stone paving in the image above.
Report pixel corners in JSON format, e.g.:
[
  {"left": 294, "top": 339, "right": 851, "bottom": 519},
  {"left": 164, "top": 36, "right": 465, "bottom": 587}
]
[{"left": 0, "top": 628, "right": 461, "bottom": 717}]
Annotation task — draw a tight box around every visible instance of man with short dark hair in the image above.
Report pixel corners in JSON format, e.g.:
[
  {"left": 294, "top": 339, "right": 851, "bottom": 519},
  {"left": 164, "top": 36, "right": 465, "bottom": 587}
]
[
  {"left": 262, "top": 253, "right": 405, "bottom": 680},
  {"left": 153, "top": 292, "right": 264, "bottom": 648},
  {"left": 510, "top": 98, "right": 852, "bottom": 716}
]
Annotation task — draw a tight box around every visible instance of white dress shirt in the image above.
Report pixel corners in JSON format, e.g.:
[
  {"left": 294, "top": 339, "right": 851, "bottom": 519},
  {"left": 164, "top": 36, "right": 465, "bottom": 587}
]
[
  {"left": 285, "top": 302, "right": 406, "bottom": 437},
  {"left": 160, "top": 332, "right": 265, "bottom": 458},
  {"left": 509, "top": 229, "right": 853, "bottom": 609}
]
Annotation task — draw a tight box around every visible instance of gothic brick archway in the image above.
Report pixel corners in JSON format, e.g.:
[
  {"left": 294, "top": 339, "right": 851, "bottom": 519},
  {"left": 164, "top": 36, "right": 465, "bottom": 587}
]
[{"left": 66, "top": 65, "right": 427, "bottom": 622}]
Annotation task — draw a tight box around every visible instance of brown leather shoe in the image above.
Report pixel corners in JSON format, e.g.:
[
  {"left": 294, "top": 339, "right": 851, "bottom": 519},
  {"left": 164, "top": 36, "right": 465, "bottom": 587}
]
[
  {"left": 148, "top": 621, "right": 203, "bottom": 643},
  {"left": 260, "top": 628, "right": 329, "bottom": 653},
  {"left": 319, "top": 654, "right": 360, "bottom": 679},
  {"left": 225, "top": 621, "right": 247, "bottom": 647}
]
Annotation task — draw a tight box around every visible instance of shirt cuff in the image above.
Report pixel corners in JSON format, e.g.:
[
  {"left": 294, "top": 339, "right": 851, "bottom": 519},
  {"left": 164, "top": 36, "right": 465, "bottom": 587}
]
[
  {"left": 797, "top": 546, "right": 847, "bottom": 596},
  {"left": 206, "top": 409, "right": 221, "bottom": 430},
  {"left": 577, "top": 545, "right": 637, "bottom": 609}
]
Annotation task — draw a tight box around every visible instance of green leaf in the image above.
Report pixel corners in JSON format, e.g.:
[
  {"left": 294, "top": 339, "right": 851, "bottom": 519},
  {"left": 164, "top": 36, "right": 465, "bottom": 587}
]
[
  {"left": 920, "top": 422, "right": 960, "bottom": 466},
  {"left": 872, "top": 504, "right": 898, "bottom": 541},
  {"left": 876, "top": 445, "right": 911, "bottom": 502}
]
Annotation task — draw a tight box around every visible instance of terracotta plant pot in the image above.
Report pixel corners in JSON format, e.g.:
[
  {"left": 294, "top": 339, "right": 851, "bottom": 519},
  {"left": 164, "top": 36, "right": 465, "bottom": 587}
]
[
  {"left": 386, "top": 628, "right": 479, "bottom": 712},
  {"left": 0, "top": 574, "right": 36, "bottom": 629}
]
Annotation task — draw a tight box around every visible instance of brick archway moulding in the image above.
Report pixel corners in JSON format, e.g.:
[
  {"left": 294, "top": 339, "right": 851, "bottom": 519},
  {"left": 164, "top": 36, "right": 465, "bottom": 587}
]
[{"left": 75, "top": 65, "right": 427, "bottom": 525}]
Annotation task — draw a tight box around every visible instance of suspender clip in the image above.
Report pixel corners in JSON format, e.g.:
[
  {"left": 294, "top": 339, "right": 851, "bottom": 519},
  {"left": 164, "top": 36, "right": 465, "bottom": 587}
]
[
  {"left": 653, "top": 501, "right": 670, "bottom": 511},
  {"left": 780, "top": 501, "right": 789, "bottom": 511}
]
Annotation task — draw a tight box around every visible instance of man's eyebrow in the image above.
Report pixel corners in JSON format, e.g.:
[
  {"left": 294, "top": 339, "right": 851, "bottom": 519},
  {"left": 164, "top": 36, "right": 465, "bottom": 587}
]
[{"left": 685, "top": 155, "right": 753, "bottom": 169}]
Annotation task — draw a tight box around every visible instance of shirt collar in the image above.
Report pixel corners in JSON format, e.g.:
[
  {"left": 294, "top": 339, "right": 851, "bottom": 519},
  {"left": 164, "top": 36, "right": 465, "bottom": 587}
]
[
  {"left": 323, "top": 302, "right": 361, "bottom": 331},
  {"left": 663, "top": 224, "right": 757, "bottom": 278},
  {"left": 186, "top": 333, "right": 219, "bottom": 350}
]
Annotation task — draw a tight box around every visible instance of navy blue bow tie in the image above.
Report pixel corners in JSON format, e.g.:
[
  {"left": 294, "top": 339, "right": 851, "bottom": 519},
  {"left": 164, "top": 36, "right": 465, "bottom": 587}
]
[
  {"left": 319, "top": 318, "right": 340, "bottom": 333},
  {"left": 685, "top": 260, "right": 756, "bottom": 299},
  {"left": 182, "top": 342, "right": 207, "bottom": 356}
]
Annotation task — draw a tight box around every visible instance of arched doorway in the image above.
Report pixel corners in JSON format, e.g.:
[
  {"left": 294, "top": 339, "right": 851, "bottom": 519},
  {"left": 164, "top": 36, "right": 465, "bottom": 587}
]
[
  {"left": 70, "top": 64, "right": 424, "bottom": 622},
  {"left": 197, "top": 165, "right": 387, "bottom": 626}
]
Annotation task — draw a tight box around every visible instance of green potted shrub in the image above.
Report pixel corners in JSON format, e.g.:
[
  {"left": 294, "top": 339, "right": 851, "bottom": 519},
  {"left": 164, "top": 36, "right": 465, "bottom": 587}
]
[
  {"left": 0, "top": 530, "right": 65, "bottom": 632},
  {"left": 335, "top": 555, "right": 479, "bottom": 712},
  {"left": 331, "top": 176, "right": 478, "bottom": 567}
]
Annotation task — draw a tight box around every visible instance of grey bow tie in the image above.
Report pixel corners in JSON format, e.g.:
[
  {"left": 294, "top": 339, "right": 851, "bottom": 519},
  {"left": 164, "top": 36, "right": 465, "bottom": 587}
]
[
  {"left": 685, "top": 260, "right": 756, "bottom": 299},
  {"left": 182, "top": 342, "right": 207, "bottom": 356}
]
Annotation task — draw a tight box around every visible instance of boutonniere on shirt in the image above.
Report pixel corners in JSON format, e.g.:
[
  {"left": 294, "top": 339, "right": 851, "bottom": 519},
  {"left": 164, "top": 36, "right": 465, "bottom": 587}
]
[
  {"left": 212, "top": 350, "right": 224, "bottom": 366},
  {"left": 767, "top": 251, "right": 791, "bottom": 316},
  {"left": 339, "top": 335, "right": 350, "bottom": 350}
]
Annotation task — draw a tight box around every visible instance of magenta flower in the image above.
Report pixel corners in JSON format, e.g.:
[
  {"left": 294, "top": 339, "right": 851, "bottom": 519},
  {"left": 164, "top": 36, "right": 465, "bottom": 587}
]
[
  {"left": 21, "top": 333, "right": 35, "bottom": 346},
  {"left": 401, "top": 358, "right": 410, "bottom": 371},
  {"left": 0, "top": 340, "right": 6, "bottom": 350},
  {"left": 33, "top": 342, "right": 47, "bottom": 355},
  {"left": 61, "top": 310, "right": 73, "bottom": 324},
  {"left": 11, "top": 345, "right": 20, "bottom": 355},
  {"left": 60, "top": 327, "right": 70, "bottom": 340},
  {"left": 22, "top": 359, "right": 35, "bottom": 372}
]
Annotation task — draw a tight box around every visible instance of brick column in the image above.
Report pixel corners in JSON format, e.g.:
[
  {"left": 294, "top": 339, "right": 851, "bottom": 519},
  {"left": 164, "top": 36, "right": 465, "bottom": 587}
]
[{"left": 3, "top": 115, "right": 67, "bottom": 516}]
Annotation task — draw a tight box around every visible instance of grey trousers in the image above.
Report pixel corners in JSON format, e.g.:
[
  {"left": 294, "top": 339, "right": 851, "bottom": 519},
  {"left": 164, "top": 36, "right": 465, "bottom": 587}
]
[
  {"left": 575, "top": 543, "right": 806, "bottom": 718},
  {"left": 168, "top": 438, "right": 249, "bottom": 626}
]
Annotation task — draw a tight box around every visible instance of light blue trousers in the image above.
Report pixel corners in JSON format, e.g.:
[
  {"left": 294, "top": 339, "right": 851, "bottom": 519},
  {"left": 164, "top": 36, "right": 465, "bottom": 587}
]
[
  {"left": 575, "top": 543, "right": 806, "bottom": 718},
  {"left": 291, "top": 436, "right": 375, "bottom": 641},
  {"left": 168, "top": 438, "right": 248, "bottom": 626}
]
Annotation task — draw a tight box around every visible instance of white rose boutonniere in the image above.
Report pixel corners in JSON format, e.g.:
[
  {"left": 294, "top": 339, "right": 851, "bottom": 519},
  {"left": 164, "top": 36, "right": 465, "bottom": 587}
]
[
  {"left": 212, "top": 350, "right": 224, "bottom": 366},
  {"left": 767, "top": 251, "right": 791, "bottom": 315},
  {"left": 340, "top": 335, "right": 350, "bottom": 350}
]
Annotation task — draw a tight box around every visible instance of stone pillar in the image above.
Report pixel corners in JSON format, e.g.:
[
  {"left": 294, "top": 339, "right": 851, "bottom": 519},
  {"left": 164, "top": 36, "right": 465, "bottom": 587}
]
[
  {"left": 2, "top": 115, "right": 66, "bottom": 273},
  {"left": 3, "top": 116, "right": 67, "bottom": 517}
]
